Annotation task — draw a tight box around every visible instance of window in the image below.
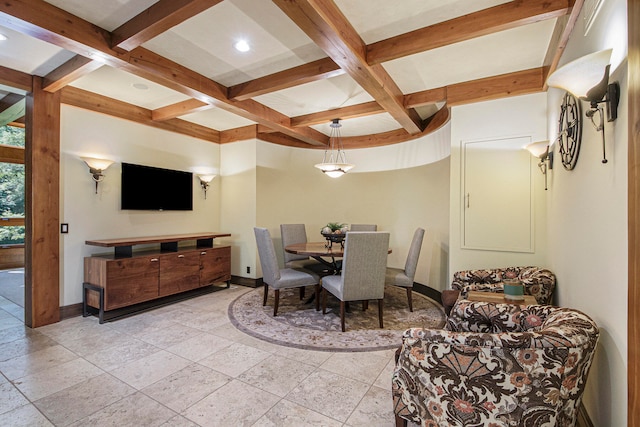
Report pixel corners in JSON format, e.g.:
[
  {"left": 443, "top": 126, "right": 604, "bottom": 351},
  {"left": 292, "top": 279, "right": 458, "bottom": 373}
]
[{"left": 0, "top": 125, "right": 25, "bottom": 245}]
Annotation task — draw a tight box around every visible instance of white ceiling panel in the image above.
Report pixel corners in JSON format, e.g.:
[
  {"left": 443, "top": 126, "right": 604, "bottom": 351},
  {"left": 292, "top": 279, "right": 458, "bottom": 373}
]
[
  {"left": 384, "top": 19, "right": 557, "bottom": 94},
  {"left": 181, "top": 107, "right": 256, "bottom": 131},
  {"left": 143, "top": 0, "right": 326, "bottom": 86},
  {"left": 311, "top": 113, "right": 401, "bottom": 137},
  {"left": 44, "top": 0, "right": 159, "bottom": 31},
  {"left": 334, "top": 0, "right": 511, "bottom": 44},
  {"left": 70, "top": 66, "right": 190, "bottom": 110},
  {"left": 0, "top": 25, "right": 75, "bottom": 77},
  {"left": 254, "top": 74, "right": 374, "bottom": 118}
]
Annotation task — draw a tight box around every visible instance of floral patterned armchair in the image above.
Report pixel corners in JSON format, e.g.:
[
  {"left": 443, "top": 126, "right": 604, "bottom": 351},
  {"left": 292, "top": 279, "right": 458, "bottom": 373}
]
[
  {"left": 392, "top": 300, "right": 599, "bottom": 427},
  {"left": 451, "top": 266, "right": 556, "bottom": 305}
]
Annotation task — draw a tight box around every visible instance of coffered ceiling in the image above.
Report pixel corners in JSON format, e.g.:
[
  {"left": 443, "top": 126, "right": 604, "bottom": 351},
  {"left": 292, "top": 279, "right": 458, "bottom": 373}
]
[{"left": 0, "top": 0, "right": 583, "bottom": 148}]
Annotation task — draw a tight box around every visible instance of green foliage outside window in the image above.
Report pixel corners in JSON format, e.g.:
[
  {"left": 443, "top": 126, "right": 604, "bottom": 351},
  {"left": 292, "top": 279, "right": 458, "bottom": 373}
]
[{"left": 0, "top": 125, "right": 26, "bottom": 245}]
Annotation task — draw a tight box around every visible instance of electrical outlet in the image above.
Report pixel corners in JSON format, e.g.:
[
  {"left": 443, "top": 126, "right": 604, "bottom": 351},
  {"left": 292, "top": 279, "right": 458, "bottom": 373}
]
[{"left": 246, "top": 266, "right": 250, "bottom": 274}]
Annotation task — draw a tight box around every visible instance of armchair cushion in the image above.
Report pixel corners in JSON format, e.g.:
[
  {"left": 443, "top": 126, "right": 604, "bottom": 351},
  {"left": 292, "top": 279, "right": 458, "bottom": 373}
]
[
  {"left": 392, "top": 301, "right": 599, "bottom": 426},
  {"left": 451, "top": 266, "right": 556, "bottom": 305}
]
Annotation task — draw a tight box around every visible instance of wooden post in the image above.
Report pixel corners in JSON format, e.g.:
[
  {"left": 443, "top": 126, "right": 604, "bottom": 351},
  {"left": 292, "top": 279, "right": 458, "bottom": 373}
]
[{"left": 24, "top": 76, "right": 60, "bottom": 328}]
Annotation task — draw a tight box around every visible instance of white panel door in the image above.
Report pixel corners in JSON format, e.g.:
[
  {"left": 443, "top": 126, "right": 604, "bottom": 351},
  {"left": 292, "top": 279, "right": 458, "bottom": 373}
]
[{"left": 462, "top": 136, "right": 533, "bottom": 252}]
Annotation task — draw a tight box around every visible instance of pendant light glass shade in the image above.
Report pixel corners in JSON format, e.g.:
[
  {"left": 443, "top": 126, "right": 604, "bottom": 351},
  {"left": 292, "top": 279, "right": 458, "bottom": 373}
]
[{"left": 314, "top": 119, "right": 354, "bottom": 178}]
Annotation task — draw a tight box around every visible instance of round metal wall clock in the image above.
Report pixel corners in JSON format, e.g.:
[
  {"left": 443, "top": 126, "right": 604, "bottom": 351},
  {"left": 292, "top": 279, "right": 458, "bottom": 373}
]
[{"left": 557, "top": 91, "right": 582, "bottom": 170}]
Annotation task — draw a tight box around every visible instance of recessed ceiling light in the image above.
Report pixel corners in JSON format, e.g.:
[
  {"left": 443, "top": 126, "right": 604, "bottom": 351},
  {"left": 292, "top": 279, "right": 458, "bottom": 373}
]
[
  {"left": 234, "top": 40, "right": 250, "bottom": 52},
  {"left": 132, "top": 83, "right": 149, "bottom": 90},
  {"left": 0, "top": 34, "right": 8, "bottom": 41}
]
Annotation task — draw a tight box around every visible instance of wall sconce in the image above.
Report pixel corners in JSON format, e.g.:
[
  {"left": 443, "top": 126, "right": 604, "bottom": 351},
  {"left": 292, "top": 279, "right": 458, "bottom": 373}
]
[
  {"left": 81, "top": 156, "right": 114, "bottom": 194},
  {"left": 198, "top": 174, "right": 216, "bottom": 199},
  {"left": 526, "top": 141, "right": 553, "bottom": 190},
  {"left": 546, "top": 49, "right": 620, "bottom": 164}
]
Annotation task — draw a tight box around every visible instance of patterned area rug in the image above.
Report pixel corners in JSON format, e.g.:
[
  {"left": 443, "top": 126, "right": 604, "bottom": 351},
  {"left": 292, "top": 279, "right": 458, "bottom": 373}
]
[{"left": 228, "top": 285, "right": 446, "bottom": 352}]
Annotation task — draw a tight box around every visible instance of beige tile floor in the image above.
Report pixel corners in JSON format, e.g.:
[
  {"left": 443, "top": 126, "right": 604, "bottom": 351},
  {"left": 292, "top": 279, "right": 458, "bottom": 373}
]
[{"left": 0, "top": 285, "right": 401, "bottom": 426}]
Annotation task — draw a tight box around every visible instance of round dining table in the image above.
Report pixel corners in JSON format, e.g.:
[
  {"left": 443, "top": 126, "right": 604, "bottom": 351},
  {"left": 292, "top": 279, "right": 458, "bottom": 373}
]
[{"left": 284, "top": 242, "right": 391, "bottom": 275}]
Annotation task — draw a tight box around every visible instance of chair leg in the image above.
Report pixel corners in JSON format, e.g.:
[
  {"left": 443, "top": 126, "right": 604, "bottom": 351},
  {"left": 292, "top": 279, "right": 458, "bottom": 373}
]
[
  {"left": 263, "top": 284, "right": 269, "bottom": 306},
  {"left": 363, "top": 300, "right": 368, "bottom": 311},
  {"left": 406, "top": 287, "right": 413, "bottom": 312},
  {"left": 322, "top": 287, "right": 327, "bottom": 314},
  {"left": 395, "top": 414, "right": 408, "bottom": 427},
  {"left": 314, "top": 284, "right": 320, "bottom": 311},
  {"left": 340, "top": 300, "right": 346, "bottom": 332},
  {"left": 273, "top": 289, "right": 280, "bottom": 316},
  {"left": 378, "top": 298, "right": 384, "bottom": 329},
  {"left": 299, "top": 286, "right": 305, "bottom": 300}
]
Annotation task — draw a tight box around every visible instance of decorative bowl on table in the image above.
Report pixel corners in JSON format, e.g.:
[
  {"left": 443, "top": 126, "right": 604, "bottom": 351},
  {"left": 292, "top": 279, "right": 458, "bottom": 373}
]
[{"left": 321, "top": 223, "right": 348, "bottom": 249}]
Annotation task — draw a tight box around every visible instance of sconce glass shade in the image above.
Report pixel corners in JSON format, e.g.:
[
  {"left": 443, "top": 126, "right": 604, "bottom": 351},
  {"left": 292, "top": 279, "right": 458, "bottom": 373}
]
[
  {"left": 81, "top": 157, "right": 114, "bottom": 172},
  {"left": 546, "top": 49, "right": 612, "bottom": 100},
  {"left": 314, "top": 119, "right": 354, "bottom": 178},
  {"left": 198, "top": 174, "right": 216, "bottom": 183},
  {"left": 525, "top": 141, "right": 550, "bottom": 158}
]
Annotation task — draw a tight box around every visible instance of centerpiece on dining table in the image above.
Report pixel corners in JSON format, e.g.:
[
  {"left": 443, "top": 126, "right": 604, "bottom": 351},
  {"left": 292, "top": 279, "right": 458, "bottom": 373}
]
[{"left": 321, "top": 222, "right": 349, "bottom": 249}]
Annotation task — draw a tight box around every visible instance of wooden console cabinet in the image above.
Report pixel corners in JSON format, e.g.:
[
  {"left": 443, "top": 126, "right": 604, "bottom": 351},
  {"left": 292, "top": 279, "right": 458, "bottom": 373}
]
[{"left": 83, "top": 233, "right": 231, "bottom": 322}]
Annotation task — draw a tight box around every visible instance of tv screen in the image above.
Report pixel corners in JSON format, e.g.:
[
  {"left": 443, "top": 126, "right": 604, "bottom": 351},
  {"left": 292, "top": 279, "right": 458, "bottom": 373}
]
[{"left": 121, "top": 163, "right": 193, "bottom": 211}]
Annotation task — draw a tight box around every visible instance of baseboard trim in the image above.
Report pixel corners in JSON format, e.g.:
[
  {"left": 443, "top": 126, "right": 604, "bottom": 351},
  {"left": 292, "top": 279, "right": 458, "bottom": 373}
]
[
  {"left": 577, "top": 403, "right": 594, "bottom": 427},
  {"left": 413, "top": 282, "right": 441, "bottom": 303},
  {"left": 231, "top": 275, "right": 263, "bottom": 288},
  {"left": 60, "top": 303, "right": 82, "bottom": 320}
]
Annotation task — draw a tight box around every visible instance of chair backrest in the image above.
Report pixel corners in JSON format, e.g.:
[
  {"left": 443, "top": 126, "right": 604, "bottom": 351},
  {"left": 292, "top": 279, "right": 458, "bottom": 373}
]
[
  {"left": 280, "top": 224, "right": 309, "bottom": 265},
  {"left": 339, "top": 231, "right": 389, "bottom": 301},
  {"left": 349, "top": 224, "right": 377, "bottom": 231},
  {"left": 404, "top": 228, "right": 425, "bottom": 280},
  {"left": 254, "top": 227, "right": 280, "bottom": 285}
]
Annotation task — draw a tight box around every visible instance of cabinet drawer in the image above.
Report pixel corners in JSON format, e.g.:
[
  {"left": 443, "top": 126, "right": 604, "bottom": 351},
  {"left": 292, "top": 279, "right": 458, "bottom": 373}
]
[
  {"left": 104, "top": 256, "right": 160, "bottom": 310},
  {"left": 159, "top": 251, "right": 201, "bottom": 296},
  {"left": 200, "top": 246, "right": 231, "bottom": 285}
]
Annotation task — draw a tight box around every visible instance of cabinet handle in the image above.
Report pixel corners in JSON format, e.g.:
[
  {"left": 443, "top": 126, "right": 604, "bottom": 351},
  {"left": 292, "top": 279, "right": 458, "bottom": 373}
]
[
  {"left": 150, "top": 258, "right": 159, "bottom": 262},
  {"left": 178, "top": 254, "right": 185, "bottom": 258},
  {"left": 201, "top": 251, "right": 207, "bottom": 255}
]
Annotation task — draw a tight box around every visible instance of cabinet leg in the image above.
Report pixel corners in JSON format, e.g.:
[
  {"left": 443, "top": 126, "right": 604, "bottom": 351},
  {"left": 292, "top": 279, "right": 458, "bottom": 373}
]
[
  {"left": 226, "top": 280, "right": 231, "bottom": 288},
  {"left": 83, "top": 282, "right": 105, "bottom": 324}
]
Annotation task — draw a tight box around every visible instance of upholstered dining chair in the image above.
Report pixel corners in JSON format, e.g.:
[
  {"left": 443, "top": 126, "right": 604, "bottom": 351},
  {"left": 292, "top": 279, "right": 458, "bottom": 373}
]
[
  {"left": 254, "top": 227, "right": 320, "bottom": 315},
  {"left": 280, "top": 223, "right": 328, "bottom": 276},
  {"left": 385, "top": 227, "right": 424, "bottom": 312},
  {"left": 322, "top": 231, "right": 389, "bottom": 332},
  {"left": 349, "top": 224, "right": 377, "bottom": 231}
]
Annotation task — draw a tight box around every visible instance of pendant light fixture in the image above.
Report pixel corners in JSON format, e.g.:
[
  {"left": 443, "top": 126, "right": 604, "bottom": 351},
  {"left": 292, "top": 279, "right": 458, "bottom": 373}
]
[{"left": 314, "top": 119, "right": 354, "bottom": 178}]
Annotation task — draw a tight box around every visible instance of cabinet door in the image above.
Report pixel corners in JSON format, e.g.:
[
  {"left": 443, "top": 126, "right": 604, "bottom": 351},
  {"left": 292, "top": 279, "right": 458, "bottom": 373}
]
[
  {"left": 105, "top": 256, "right": 160, "bottom": 310},
  {"left": 200, "top": 246, "right": 231, "bottom": 286},
  {"left": 159, "top": 251, "right": 201, "bottom": 297},
  {"left": 462, "top": 136, "right": 533, "bottom": 252}
]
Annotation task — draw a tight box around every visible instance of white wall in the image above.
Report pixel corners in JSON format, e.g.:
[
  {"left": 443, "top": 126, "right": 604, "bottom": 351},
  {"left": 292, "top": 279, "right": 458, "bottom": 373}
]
[
  {"left": 546, "top": 0, "right": 628, "bottom": 425},
  {"left": 449, "top": 92, "right": 549, "bottom": 275},
  {"left": 254, "top": 128, "right": 451, "bottom": 291},
  {"left": 60, "top": 106, "right": 223, "bottom": 306},
  {"left": 219, "top": 140, "right": 257, "bottom": 278}
]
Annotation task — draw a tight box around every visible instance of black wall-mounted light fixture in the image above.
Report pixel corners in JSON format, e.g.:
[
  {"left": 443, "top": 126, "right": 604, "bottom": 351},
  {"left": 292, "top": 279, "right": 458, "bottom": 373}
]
[
  {"left": 81, "top": 156, "right": 115, "bottom": 194},
  {"left": 198, "top": 174, "right": 216, "bottom": 199},
  {"left": 547, "top": 49, "right": 620, "bottom": 164},
  {"left": 526, "top": 141, "right": 553, "bottom": 190}
]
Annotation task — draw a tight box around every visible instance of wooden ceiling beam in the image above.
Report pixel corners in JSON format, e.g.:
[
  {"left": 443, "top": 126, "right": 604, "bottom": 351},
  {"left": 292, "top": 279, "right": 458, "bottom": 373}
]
[
  {"left": 542, "top": 0, "right": 584, "bottom": 90},
  {"left": 42, "top": 55, "right": 103, "bottom": 92},
  {"left": 111, "top": 0, "right": 224, "bottom": 51},
  {"left": 404, "top": 88, "right": 447, "bottom": 109},
  {"left": 220, "top": 125, "right": 258, "bottom": 143},
  {"left": 445, "top": 67, "right": 545, "bottom": 106},
  {"left": 228, "top": 57, "right": 344, "bottom": 101},
  {"left": 367, "top": 0, "right": 572, "bottom": 65},
  {"left": 0, "top": 93, "right": 24, "bottom": 113},
  {"left": 0, "top": 65, "right": 32, "bottom": 92},
  {"left": 61, "top": 86, "right": 221, "bottom": 143},
  {"left": 152, "top": 98, "right": 212, "bottom": 121},
  {"left": 291, "top": 101, "right": 383, "bottom": 127},
  {"left": 273, "top": 0, "right": 423, "bottom": 135},
  {"left": 0, "top": 0, "right": 327, "bottom": 146}
]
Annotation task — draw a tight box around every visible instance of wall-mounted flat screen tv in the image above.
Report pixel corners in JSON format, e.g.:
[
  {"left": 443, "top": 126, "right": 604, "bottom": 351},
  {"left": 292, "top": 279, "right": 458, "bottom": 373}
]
[{"left": 121, "top": 162, "right": 193, "bottom": 211}]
